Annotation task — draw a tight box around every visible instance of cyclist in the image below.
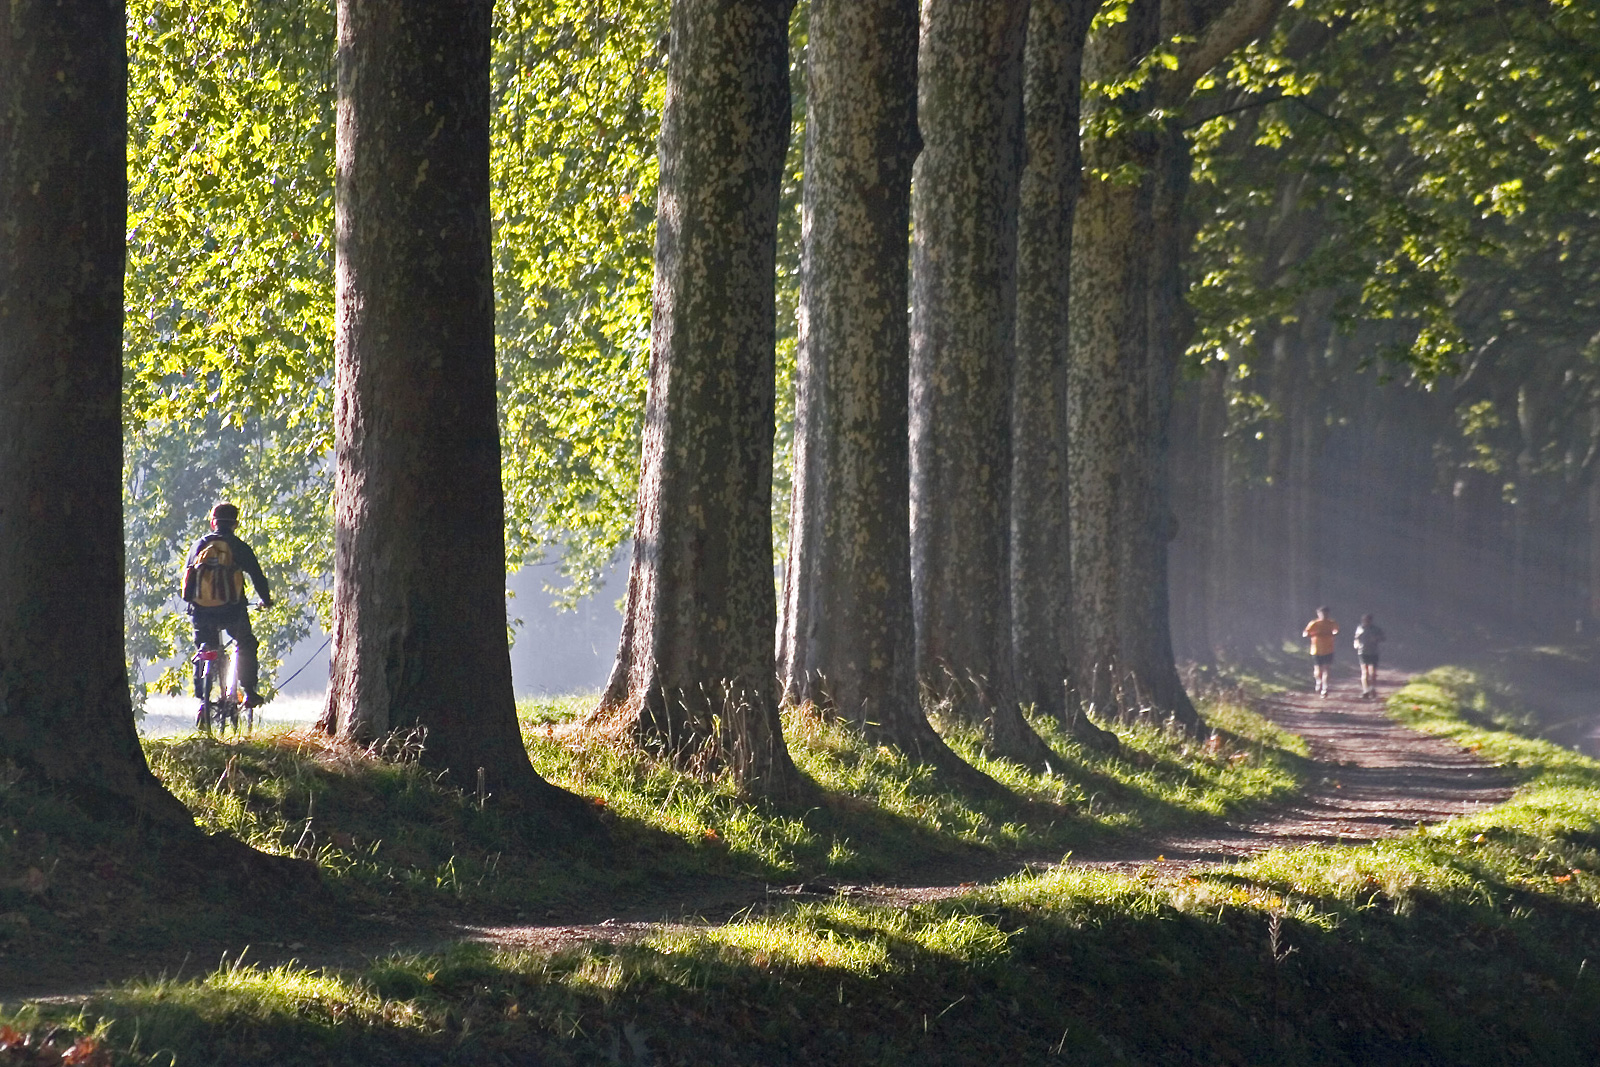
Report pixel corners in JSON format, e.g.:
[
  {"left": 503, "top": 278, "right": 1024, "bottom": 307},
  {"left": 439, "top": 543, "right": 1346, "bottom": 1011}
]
[{"left": 181, "top": 502, "right": 273, "bottom": 714}]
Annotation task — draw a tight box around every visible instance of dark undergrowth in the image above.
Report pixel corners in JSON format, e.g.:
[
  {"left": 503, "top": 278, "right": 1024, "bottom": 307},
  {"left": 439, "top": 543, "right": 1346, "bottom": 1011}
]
[{"left": 10, "top": 671, "right": 1600, "bottom": 1063}]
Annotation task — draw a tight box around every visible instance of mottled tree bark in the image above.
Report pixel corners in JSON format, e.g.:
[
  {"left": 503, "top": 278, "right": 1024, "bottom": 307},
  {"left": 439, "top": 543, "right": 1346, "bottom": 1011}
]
[
  {"left": 780, "top": 0, "right": 993, "bottom": 785},
  {"left": 0, "top": 0, "right": 194, "bottom": 826},
  {"left": 1067, "top": 0, "right": 1161, "bottom": 720},
  {"left": 324, "top": 0, "right": 585, "bottom": 820},
  {"left": 911, "top": 0, "right": 1058, "bottom": 769},
  {"left": 596, "top": 0, "right": 804, "bottom": 802},
  {"left": 1012, "top": 0, "right": 1118, "bottom": 748},
  {"left": 1118, "top": 121, "right": 1200, "bottom": 725}
]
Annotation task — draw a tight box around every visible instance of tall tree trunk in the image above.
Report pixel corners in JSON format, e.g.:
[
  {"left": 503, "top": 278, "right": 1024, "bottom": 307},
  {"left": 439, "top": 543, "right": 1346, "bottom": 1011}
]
[
  {"left": 596, "top": 0, "right": 804, "bottom": 802},
  {"left": 1066, "top": 0, "right": 1161, "bottom": 720},
  {"left": 0, "top": 0, "right": 194, "bottom": 826},
  {"left": 1117, "top": 121, "right": 1200, "bottom": 726},
  {"left": 912, "top": 0, "right": 1058, "bottom": 769},
  {"left": 779, "top": 0, "right": 993, "bottom": 784},
  {"left": 0, "top": 5, "right": 310, "bottom": 889},
  {"left": 1166, "top": 378, "right": 1196, "bottom": 659},
  {"left": 1588, "top": 475, "right": 1600, "bottom": 622},
  {"left": 324, "top": 0, "right": 584, "bottom": 819},
  {"left": 1261, "top": 328, "right": 1294, "bottom": 632},
  {"left": 1011, "top": 0, "right": 1118, "bottom": 747},
  {"left": 1071, "top": 0, "right": 1283, "bottom": 714}
]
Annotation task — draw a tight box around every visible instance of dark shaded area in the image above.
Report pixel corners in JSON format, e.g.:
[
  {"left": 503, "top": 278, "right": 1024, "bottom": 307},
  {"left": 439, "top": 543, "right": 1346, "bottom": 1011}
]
[{"left": 46, "top": 870, "right": 1600, "bottom": 1066}]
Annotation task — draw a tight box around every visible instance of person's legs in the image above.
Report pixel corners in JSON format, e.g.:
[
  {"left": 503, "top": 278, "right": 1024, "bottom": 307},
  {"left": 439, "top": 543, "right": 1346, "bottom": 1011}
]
[
  {"left": 220, "top": 607, "right": 262, "bottom": 704},
  {"left": 191, "top": 613, "right": 221, "bottom": 700}
]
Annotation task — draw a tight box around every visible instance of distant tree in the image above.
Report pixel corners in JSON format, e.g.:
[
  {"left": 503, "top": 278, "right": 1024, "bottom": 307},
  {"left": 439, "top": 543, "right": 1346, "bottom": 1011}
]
[
  {"left": 1010, "top": 0, "right": 1118, "bottom": 748},
  {"left": 911, "top": 0, "right": 1060, "bottom": 768},
  {"left": 779, "top": 0, "right": 995, "bottom": 785},
  {"left": 595, "top": 0, "right": 805, "bottom": 802},
  {"left": 321, "top": 0, "right": 587, "bottom": 820},
  {"left": 1170, "top": 0, "right": 1600, "bottom": 653},
  {"left": 123, "top": 0, "right": 337, "bottom": 703}
]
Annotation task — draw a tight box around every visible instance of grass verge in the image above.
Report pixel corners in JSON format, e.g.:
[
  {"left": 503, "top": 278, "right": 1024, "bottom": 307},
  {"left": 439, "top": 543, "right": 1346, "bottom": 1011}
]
[
  {"left": 0, "top": 685, "right": 1300, "bottom": 996},
  {"left": 7, "top": 669, "right": 1600, "bottom": 1063},
  {"left": 131, "top": 690, "right": 1302, "bottom": 912}
]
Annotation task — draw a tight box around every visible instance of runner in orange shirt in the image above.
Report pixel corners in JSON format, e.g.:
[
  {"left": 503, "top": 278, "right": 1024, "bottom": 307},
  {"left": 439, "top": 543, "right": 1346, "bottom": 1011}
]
[{"left": 1303, "top": 607, "right": 1339, "bottom": 697}]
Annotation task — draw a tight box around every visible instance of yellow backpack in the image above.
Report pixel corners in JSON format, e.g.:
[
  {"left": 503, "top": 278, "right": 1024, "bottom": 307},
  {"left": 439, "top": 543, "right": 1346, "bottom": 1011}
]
[{"left": 182, "top": 535, "right": 245, "bottom": 608}]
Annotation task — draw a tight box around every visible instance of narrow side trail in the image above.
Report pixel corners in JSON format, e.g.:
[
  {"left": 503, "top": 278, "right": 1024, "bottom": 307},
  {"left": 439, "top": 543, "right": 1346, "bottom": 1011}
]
[{"left": 462, "top": 673, "right": 1514, "bottom": 947}]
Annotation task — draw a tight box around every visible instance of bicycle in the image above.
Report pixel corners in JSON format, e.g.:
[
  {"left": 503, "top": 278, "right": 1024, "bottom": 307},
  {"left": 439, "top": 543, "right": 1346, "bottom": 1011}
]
[{"left": 193, "top": 640, "right": 253, "bottom": 735}]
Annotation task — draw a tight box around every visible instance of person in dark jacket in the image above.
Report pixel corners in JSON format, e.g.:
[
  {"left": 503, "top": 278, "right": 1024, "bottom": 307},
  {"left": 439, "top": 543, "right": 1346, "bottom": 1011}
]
[
  {"left": 182, "top": 501, "right": 273, "bottom": 710},
  {"left": 1353, "top": 613, "right": 1386, "bottom": 700}
]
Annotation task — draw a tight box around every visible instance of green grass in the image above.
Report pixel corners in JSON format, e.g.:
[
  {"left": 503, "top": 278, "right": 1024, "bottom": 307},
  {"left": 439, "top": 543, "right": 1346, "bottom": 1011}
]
[
  {"left": 1, "top": 685, "right": 1301, "bottom": 999},
  {"left": 10, "top": 668, "right": 1600, "bottom": 1064},
  {"left": 129, "top": 689, "right": 1306, "bottom": 910}
]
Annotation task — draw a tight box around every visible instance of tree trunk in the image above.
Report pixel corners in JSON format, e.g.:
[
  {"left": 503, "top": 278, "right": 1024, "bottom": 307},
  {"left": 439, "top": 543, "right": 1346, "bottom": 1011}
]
[
  {"left": 779, "top": 0, "right": 993, "bottom": 784},
  {"left": 1118, "top": 121, "right": 1200, "bottom": 726},
  {"left": 1011, "top": 0, "right": 1118, "bottom": 747},
  {"left": 1071, "top": 0, "right": 1282, "bottom": 718},
  {"left": 0, "top": 0, "right": 194, "bottom": 826},
  {"left": 0, "top": 5, "right": 312, "bottom": 888},
  {"left": 595, "top": 0, "right": 804, "bottom": 802},
  {"left": 1066, "top": 0, "right": 1161, "bottom": 720},
  {"left": 324, "top": 0, "right": 585, "bottom": 820},
  {"left": 1589, "top": 475, "right": 1600, "bottom": 621},
  {"left": 911, "top": 0, "right": 1058, "bottom": 769}
]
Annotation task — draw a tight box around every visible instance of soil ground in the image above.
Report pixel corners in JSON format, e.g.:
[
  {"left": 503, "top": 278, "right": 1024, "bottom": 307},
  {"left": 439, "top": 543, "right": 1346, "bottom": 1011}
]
[{"left": 7, "top": 671, "right": 1514, "bottom": 1001}]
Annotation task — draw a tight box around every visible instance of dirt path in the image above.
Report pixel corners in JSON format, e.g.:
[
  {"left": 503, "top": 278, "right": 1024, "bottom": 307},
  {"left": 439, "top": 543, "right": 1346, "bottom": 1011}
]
[
  {"left": 459, "top": 674, "right": 1513, "bottom": 949},
  {"left": 9, "top": 673, "right": 1514, "bottom": 999},
  {"left": 1062, "top": 673, "right": 1511, "bottom": 868}
]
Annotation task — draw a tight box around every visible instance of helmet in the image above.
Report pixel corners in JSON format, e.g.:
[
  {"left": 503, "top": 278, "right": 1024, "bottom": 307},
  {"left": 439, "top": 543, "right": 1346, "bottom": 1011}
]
[{"left": 209, "top": 502, "right": 240, "bottom": 525}]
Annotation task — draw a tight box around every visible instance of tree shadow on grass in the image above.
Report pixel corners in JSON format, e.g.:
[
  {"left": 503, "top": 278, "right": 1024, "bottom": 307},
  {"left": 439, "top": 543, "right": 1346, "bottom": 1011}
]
[{"left": 35, "top": 868, "right": 1600, "bottom": 1067}]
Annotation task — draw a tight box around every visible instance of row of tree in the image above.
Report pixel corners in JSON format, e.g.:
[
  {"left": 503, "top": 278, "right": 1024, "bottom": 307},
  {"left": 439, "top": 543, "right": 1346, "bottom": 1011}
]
[
  {"left": 3, "top": 0, "right": 1271, "bottom": 827},
  {"left": 588, "top": 0, "right": 1301, "bottom": 799},
  {"left": 115, "top": 0, "right": 1594, "bottom": 724},
  {"left": 6, "top": 0, "right": 1590, "bottom": 840}
]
